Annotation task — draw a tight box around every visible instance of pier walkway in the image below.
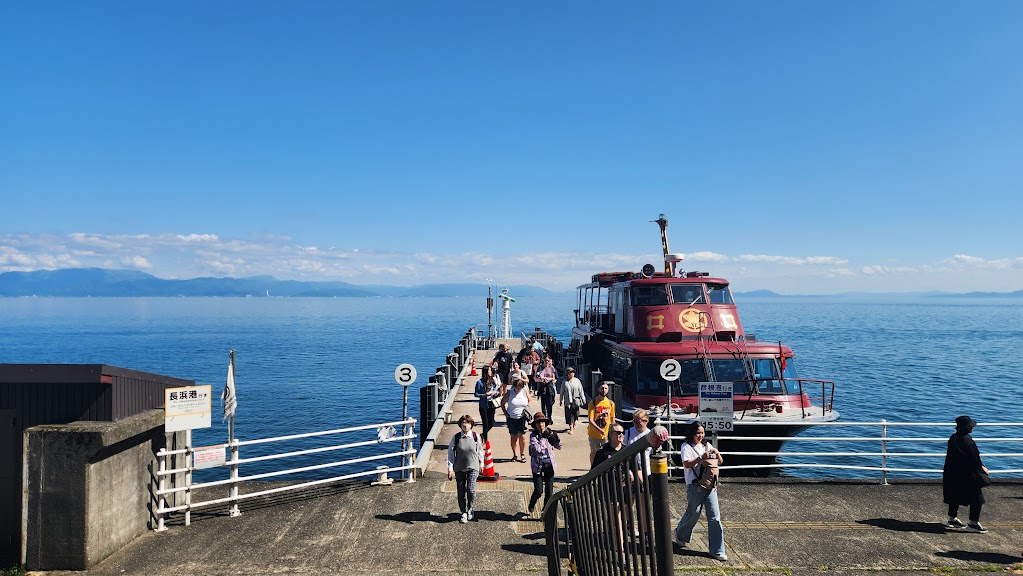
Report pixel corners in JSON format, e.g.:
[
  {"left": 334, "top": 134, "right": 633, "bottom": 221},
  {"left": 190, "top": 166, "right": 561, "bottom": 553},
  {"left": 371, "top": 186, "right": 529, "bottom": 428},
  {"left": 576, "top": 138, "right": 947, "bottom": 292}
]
[{"left": 41, "top": 344, "right": 1023, "bottom": 575}]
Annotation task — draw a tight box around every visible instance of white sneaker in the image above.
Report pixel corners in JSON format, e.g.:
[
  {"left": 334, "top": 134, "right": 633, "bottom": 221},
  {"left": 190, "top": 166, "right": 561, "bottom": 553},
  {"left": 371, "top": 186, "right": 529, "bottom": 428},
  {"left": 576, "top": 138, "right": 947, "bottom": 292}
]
[
  {"left": 966, "top": 523, "right": 988, "bottom": 533},
  {"left": 467, "top": 509, "right": 474, "bottom": 521},
  {"left": 711, "top": 553, "right": 728, "bottom": 562},
  {"left": 459, "top": 513, "right": 468, "bottom": 524},
  {"left": 943, "top": 517, "right": 966, "bottom": 529}
]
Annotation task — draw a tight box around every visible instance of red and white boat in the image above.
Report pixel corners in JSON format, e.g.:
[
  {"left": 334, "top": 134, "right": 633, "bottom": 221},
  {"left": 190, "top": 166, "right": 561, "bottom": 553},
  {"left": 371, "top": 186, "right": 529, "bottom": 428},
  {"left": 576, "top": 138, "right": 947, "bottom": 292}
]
[{"left": 568, "top": 214, "right": 838, "bottom": 473}]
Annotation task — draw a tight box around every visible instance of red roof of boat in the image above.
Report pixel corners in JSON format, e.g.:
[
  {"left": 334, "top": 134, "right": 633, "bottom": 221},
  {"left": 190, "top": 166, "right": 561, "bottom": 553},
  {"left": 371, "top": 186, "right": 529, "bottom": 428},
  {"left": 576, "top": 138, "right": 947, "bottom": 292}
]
[{"left": 608, "top": 339, "right": 793, "bottom": 357}]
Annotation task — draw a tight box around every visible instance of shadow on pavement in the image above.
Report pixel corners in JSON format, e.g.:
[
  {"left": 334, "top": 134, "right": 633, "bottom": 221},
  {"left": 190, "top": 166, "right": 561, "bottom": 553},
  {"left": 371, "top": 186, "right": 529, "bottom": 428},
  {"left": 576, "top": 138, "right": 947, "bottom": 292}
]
[
  {"left": 856, "top": 518, "right": 947, "bottom": 534},
  {"left": 935, "top": 550, "right": 1023, "bottom": 565},
  {"left": 501, "top": 542, "right": 546, "bottom": 556},
  {"left": 375, "top": 511, "right": 459, "bottom": 524}
]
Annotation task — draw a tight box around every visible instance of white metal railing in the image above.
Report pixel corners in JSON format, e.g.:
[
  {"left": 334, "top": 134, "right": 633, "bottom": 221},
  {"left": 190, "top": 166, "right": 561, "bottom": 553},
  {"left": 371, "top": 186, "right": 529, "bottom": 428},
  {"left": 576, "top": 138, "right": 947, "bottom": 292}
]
[
  {"left": 152, "top": 418, "right": 416, "bottom": 531},
  {"left": 653, "top": 420, "right": 1023, "bottom": 483}
]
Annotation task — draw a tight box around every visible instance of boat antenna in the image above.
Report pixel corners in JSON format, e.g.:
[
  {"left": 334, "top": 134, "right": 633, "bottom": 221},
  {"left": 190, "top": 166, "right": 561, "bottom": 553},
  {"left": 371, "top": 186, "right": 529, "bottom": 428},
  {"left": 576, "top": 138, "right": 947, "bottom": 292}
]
[{"left": 652, "top": 213, "right": 672, "bottom": 276}]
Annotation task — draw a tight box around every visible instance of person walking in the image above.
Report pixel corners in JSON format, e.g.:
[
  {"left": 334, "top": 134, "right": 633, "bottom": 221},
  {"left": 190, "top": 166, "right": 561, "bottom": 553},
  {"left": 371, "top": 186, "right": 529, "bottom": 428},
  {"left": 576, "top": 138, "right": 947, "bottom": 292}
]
[
  {"left": 587, "top": 382, "right": 615, "bottom": 465},
  {"left": 673, "top": 422, "right": 727, "bottom": 561},
  {"left": 559, "top": 367, "right": 586, "bottom": 433},
  {"left": 502, "top": 378, "right": 532, "bottom": 462},
  {"left": 527, "top": 411, "right": 562, "bottom": 513},
  {"left": 491, "top": 343, "right": 513, "bottom": 389},
  {"left": 536, "top": 357, "right": 558, "bottom": 422},
  {"left": 474, "top": 366, "right": 502, "bottom": 443},
  {"left": 592, "top": 422, "right": 628, "bottom": 565},
  {"left": 943, "top": 414, "right": 990, "bottom": 533},
  {"left": 447, "top": 415, "right": 484, "bottom": 524}
]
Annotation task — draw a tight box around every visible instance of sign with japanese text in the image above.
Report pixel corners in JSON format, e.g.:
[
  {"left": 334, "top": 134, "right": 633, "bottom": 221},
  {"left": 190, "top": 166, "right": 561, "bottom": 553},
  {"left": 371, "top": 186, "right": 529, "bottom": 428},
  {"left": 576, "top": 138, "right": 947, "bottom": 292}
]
[
  {"left": 193, "top": 445, "right": 227, "bottom": 470},
  {"left": 165, "top": 385, "right": 213, "bottom": 432},
  {"left": 698, "top": 382, "right": 734, "bottom": 432}
]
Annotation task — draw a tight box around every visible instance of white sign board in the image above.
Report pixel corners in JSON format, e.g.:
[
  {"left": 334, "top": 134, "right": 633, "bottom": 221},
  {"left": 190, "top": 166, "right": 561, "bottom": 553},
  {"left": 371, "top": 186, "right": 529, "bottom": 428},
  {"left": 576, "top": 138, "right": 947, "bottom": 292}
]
[
  {"left": 698, "top": 382, "right": 734, "bottom": 432},
  {"left": 165, "top": 385, "right": 213, "bottom": 432},
  {"left": 659, "top": 359, "right": 681, "bottom": 381},
  {"left": 394, "top": 363, "right": 417, "bottom": 387},
  {"left": 193, "top": 445, "right": 227, "bottom": 470}
]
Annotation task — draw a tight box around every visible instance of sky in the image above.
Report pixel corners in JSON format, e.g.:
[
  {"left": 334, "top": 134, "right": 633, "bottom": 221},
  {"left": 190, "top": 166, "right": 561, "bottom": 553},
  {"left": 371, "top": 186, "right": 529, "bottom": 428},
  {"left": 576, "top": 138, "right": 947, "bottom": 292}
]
[{"left": 2, "top": 1, "right": 1021, "bottom": 294}]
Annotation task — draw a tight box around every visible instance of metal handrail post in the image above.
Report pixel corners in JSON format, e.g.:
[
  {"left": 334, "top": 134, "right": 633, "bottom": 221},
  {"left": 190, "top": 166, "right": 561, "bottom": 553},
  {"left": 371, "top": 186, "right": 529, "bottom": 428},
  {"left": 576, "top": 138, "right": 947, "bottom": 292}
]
[
  {"left": 880, "top": 420, "right": 888, "bottom": 485},
  {"left": 185, "top": 429, "right": 192, "bottom": 526},
  {"left": 650, "top": 452, "right": 673, "bottom": 576},
  {"left": 156, "top": 446, "right": 167, "bottom": 531},
  {"left": 404, "top": 419, "right": 415, "bottom": 483},
  {"left": 229, "top": 419, "right": 241, "bottom": 517}
]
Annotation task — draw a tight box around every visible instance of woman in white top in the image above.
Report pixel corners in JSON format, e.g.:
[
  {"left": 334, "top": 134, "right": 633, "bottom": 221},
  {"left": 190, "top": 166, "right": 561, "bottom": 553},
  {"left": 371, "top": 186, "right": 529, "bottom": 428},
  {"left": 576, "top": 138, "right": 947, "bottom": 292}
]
[
  {"left": 673, "top": 421, "right": 727, "bottom": 562},
  {"left": 501, "top": 378, "right": 532, "bottom": 462}
]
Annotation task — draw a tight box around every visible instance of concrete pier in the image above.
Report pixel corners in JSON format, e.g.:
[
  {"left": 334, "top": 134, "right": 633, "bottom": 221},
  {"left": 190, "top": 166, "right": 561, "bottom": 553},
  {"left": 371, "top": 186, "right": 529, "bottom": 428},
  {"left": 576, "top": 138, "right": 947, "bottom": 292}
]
[{"left": 38, "top": 343, "right": 1023, "bottom": 575}]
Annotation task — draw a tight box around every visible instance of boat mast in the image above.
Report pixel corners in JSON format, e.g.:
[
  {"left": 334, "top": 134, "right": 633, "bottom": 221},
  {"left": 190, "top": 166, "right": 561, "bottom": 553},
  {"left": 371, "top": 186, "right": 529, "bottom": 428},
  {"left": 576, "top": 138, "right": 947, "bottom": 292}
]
[{"left": 654, "top": 213, "right": 672, "bottom": 276}]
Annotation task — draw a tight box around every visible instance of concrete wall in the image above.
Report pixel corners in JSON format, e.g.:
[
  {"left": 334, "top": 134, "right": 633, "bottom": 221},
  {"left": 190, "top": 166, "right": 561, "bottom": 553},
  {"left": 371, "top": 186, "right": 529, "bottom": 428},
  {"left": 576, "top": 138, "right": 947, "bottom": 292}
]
[{"left": 22, "top": 409, "right": 184, "bottom": 570}]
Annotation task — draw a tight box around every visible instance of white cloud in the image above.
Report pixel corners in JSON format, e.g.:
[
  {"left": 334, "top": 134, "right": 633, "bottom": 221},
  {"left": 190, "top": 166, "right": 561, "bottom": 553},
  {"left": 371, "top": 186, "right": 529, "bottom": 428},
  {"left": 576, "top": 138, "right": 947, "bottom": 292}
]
[
  {"left": 120, "top": 256, "right": 152, "bottom": 269},
  {"left": 176, "top": 234, "right": 219, "bottom": 242}
]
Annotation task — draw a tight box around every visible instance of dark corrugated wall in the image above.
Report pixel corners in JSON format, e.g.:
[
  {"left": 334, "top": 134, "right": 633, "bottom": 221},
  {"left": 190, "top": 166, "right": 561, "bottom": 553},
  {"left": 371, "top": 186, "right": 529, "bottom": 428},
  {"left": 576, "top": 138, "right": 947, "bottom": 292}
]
[{"left": 0, "top": 364, "right": 194, "bottom": 565}]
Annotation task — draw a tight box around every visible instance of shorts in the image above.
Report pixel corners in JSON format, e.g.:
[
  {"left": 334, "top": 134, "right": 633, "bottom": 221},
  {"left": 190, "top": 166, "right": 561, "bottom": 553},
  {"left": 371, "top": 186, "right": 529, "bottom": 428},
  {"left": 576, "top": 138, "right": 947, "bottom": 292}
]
[
  {"left": 508, "top": 416, "right": 527, "bottom": 435},
  {"left": 588, "top": 435, "right": 606, "bottom": 453}
]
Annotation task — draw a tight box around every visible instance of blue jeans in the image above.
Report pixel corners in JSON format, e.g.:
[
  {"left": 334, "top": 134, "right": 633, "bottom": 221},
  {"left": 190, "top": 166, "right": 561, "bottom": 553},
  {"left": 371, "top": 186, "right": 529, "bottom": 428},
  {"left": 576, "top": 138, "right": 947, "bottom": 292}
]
[{"left": 674, "top": 483, "right": 725, "bottom": 556}]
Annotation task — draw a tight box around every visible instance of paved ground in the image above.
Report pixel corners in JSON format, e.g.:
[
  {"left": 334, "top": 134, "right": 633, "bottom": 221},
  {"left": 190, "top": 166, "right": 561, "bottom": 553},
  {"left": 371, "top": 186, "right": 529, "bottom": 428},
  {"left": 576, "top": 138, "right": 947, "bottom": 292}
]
[{"left": 34, "top": 345, "right": 1023, "bottom": 575}]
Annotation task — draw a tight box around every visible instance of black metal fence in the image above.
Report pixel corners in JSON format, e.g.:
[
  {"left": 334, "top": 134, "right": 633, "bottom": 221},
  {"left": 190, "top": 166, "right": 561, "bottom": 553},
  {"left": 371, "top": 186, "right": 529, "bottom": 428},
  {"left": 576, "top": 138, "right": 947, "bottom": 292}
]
[{"left": 542, "top": 428, "right": 674, "bottom": 576}]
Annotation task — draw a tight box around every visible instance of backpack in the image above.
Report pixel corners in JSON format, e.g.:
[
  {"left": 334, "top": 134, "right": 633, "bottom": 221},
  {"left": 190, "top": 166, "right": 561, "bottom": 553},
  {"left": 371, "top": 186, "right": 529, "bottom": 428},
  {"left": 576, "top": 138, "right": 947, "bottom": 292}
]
[{"left": 696, "top": 444, "right": 719, "bottom": 490}]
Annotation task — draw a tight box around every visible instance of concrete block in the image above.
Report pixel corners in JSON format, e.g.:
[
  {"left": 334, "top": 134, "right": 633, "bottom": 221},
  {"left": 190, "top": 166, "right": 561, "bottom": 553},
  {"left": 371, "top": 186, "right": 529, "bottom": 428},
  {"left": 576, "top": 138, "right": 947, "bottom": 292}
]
[{"left": 22, "top": 409, "right": 183, "bottom": 570}]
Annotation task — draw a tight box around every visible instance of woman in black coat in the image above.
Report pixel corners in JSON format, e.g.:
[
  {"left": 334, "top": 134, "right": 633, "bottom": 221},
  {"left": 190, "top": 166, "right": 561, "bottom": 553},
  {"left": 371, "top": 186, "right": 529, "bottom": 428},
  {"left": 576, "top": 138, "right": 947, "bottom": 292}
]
[{"left": 942, "top": 415, "right": 990, "bottom": 533}]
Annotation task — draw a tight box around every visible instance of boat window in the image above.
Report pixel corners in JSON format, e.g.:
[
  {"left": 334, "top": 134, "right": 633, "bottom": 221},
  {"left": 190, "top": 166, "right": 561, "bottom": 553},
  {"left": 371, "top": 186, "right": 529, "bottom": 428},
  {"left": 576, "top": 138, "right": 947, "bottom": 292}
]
[
  {"left": 669, "top": 285, "right": 705, "bottom": 305},
  {"left": 749, "top": 358, "right": 785, "bottom": 394},
  {"left": 707, "top": 284, "right": 733, "bottom": 305},
  {"left": 636, "top": 359, "right": 703, "bottom": 396},
  {"left": 631, "top": 285, "right": 669, "bottom": 306}
]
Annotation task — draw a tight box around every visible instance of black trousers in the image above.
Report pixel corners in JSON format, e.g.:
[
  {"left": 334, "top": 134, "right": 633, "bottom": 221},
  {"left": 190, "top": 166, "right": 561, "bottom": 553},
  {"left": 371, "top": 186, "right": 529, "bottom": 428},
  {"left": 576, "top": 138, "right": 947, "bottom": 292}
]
[
  {"left": 529, "top": 465, "right": 555, "bottom": 511},
  {"left": 480, "top": 403, "right": 496, "bottom": 442}
]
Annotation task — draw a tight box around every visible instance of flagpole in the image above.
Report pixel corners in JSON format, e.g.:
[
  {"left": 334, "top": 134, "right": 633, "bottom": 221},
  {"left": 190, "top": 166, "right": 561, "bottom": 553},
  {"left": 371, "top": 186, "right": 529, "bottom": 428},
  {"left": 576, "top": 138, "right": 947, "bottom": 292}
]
[{"left": 227, "top": 349, "right": 240, "bottom": 517}]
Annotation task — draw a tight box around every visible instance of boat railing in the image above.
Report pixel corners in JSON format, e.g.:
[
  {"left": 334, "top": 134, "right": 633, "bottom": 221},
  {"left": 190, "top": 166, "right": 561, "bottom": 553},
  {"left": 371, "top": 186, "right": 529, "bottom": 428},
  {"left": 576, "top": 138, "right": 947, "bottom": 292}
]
[
  {"left": 651, "top": 420, "right": 1023, "bottom": 483},
  {"left": 733, "top": 377, "right": 836, "bottom": 419}
]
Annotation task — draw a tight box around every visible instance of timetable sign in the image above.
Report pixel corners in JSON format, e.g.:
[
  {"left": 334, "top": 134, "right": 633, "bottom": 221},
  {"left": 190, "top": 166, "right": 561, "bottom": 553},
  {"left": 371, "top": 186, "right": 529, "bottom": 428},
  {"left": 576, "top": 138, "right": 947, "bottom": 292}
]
[
  {"left": 699, "top": 382, "right": 734, "bottom": 432},
  {"left": 165, "top": 385, "right": 213, "bottom": 432}
]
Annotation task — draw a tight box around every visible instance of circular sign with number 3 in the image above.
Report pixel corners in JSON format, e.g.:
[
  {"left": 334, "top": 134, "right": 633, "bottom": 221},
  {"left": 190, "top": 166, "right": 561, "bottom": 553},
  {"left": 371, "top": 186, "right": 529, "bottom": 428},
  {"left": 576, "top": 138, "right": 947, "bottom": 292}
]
[{"left": 394, "top": 363, "right": 417, "bottom": 387}]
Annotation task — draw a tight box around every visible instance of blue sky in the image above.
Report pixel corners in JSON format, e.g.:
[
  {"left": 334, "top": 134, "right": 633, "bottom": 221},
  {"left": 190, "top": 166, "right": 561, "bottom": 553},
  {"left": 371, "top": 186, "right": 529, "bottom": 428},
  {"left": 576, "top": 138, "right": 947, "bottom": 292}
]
[{"left": 2, "top": 1, "right": 1021, "bottom": 293}]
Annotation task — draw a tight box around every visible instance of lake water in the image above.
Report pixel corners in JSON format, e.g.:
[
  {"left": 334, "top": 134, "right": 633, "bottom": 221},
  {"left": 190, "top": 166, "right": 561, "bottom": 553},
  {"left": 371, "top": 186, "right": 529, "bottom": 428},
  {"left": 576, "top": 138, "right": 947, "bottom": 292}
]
[{"left": 2, "top": 295, "right": 1021, "bottom": 478}]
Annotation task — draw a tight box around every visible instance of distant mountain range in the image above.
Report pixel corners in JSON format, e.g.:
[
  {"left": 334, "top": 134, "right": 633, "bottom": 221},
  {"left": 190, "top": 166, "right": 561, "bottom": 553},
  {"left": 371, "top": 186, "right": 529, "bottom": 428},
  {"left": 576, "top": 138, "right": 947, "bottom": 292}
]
[
  {"left": 0, "top": 268, "right": 565, "bottom": 297},
  {"left": 0, "top": 268, "right": 1020, "bottom": 298}
]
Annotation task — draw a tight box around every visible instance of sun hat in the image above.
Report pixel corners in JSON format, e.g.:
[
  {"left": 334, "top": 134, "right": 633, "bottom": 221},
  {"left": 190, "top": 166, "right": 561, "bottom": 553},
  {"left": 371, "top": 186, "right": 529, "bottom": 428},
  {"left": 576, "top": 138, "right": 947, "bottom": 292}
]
[{"left": 530, "top": 411, "right": 551, "bottom": 426}]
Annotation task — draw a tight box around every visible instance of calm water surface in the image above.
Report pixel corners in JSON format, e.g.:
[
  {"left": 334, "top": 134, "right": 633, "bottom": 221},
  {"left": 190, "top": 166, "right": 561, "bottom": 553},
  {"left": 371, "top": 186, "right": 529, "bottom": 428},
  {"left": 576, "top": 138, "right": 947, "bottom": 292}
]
[{"left": 2, "top": 296, "right": 1021, "bottom": 478}]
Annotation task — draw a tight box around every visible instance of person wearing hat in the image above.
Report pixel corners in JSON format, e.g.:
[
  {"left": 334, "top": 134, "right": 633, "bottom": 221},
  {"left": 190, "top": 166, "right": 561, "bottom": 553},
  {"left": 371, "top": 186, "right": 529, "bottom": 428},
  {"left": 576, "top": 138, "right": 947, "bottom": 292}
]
[
  {"left": 559, "top": 367, "right": 586, "bottom": 433},
  {"left": 527, "top": 411, "right": 562, "bottom": 513},
  {"left": 942, "top": 415, "right": 990, "bottom": 533}
]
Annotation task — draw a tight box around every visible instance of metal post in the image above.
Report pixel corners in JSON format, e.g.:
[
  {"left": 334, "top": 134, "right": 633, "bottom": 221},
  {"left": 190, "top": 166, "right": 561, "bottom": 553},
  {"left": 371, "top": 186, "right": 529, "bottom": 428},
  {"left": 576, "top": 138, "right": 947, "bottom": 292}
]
[
  {"left": 404, "top": 417, "right": 415, "bottom": 483},
  {"left": 185, "top": 429, "right": 192, "bottom": 526},
  {"left": 880, "top": 419, "right": 888, "bottom": 486},
  {"left": 156, "top": 443, "right": 167, "bottom": 532},
  {"left": 402, "top": 386, "right": 413, "bottom": 482},
  {"left": 228, "top": 417, "right": 240, "bottom": 516},
  {"left": 649, "top": 452, "right": 673, "bottom": 576}
]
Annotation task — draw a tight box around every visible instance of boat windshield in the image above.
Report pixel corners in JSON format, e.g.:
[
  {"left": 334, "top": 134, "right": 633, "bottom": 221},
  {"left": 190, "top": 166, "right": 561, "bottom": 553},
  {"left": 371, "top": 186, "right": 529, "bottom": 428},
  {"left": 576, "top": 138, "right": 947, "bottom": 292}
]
[
  {"left": 632, "top": 285, "right": 669, "bottom": 306},
  {"left": 670, "top": 285, "right": 705, "bottom": 305},
  {"left": 707, "top": 284, "right": 733, "bottom": 304},
  {"left": 635, "top": 357, "right": 799, "bottom": 396}
]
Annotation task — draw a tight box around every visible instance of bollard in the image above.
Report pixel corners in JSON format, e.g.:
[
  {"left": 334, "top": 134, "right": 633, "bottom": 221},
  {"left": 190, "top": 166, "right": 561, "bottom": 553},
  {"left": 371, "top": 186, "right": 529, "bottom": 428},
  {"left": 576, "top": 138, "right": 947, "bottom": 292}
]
[{"left": 650, "top": 452, "right": 673, "bottom": 576}]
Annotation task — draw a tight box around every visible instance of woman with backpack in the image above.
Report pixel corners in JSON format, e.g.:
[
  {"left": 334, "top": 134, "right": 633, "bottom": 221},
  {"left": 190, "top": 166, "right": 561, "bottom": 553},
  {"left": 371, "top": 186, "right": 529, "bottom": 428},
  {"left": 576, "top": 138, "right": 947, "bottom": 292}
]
[
  {"left": 673, "top": 421, "right": 727, "bottom": 562},
  {"left": 535, "top": 356, "right": 558, "bottom": 421},
  {"left": 447, "top": 414, "right": 484, "bottom": 524}
]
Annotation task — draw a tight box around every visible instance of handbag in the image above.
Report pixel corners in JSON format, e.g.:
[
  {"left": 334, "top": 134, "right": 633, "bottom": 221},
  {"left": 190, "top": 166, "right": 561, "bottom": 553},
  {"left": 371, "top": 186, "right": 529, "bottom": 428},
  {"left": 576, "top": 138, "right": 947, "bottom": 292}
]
[
  {"left": 696, "top": 444, "right": 719, "bottom": 490},
  {"left": 523, "top": 410, "right": 534, "bottom": 424},
  {"left": 975, "top": 470, "right": 991, "bottom": 488},
  {"left": 489, "top": 397, "right": 501, "bottom": 408}
]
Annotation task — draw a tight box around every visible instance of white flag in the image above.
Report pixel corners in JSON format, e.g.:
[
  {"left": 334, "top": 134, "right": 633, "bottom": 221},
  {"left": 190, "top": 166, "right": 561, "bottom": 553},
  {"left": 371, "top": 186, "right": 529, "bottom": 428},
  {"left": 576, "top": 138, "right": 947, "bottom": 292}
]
[{"left": 223, "top": 360, "right": 237, "bottom": 421}]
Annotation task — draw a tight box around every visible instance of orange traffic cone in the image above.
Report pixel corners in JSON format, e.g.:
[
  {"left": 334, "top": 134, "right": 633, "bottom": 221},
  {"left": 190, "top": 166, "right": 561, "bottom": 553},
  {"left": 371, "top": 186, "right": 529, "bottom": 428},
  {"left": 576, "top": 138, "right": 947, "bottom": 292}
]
[
  {"left": 478, "top": 439, "right": 500, "bottom": 482},
  {"left": 469, "top": 358, "right": 477, "bottom": 376}
]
